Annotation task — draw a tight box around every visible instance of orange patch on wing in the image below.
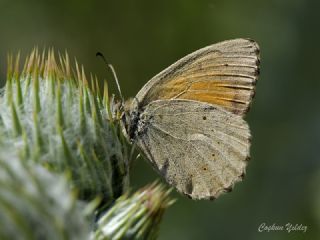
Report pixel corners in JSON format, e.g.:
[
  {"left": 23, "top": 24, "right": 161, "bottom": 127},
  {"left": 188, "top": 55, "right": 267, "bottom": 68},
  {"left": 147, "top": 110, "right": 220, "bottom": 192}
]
[
  {"left": 150, "top": 77, "right": 187, "bottom": 99},
  {"left": 180, "top": 92, "right": 237, "bottom": 112},
  {"left": 137, "top": 39, "right": 259, "bottom": 116},
  {"left": 150, "top": 77, "right": 251, "bottom": 114}
]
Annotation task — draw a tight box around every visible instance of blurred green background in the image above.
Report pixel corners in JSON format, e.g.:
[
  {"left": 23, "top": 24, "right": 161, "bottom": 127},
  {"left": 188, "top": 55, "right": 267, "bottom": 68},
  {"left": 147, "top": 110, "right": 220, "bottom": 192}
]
[{"left": 1, "top": 0, "right": 319, "bottom": 239}]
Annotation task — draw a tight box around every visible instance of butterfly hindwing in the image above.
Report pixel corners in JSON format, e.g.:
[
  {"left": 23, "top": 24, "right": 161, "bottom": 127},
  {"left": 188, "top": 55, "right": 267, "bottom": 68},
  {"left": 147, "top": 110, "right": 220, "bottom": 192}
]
[{"left": 135, "top": 99, "right": 250, "bottom": 200}]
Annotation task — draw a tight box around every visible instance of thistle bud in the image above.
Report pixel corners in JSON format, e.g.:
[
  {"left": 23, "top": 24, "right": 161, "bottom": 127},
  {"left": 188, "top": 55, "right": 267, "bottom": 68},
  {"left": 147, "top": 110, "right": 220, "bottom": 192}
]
[{"left": 0, "top": 50, "right": 130, "bottom": 203}]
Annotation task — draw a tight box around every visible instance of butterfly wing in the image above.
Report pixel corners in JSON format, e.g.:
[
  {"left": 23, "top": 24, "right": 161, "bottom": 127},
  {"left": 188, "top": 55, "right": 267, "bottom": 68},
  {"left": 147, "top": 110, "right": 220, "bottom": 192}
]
[
  {"left": 136, "top": 38, "right": 260, "bottom": 115},
  {"left": 135, "top": 99, "right": 250, "bottom": 200}
]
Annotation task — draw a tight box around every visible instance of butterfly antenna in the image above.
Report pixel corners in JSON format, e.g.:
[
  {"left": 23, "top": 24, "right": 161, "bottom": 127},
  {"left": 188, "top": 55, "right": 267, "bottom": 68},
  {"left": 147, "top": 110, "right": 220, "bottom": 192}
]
[{"left": 96, "top": 52, "right": 124, "bottom": 105}]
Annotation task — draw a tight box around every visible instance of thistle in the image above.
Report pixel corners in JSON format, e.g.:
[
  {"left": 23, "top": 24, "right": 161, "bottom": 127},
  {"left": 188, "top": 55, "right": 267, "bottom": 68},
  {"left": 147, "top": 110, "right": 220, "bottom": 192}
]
[
  {"left": 93, "top": 182, "right": 174, "bottom": 240},
  {"left": 0, "top": 49, "right": 173, "bottom": 239},
  {"left": 0, "top": 145, "right": 90, "bottom": 240},
  {"left": 1, "top": 49, "right": 129, "bottom": 203},
  {"left": 0, "top": 144, "right": 172, "bottom": 240}
]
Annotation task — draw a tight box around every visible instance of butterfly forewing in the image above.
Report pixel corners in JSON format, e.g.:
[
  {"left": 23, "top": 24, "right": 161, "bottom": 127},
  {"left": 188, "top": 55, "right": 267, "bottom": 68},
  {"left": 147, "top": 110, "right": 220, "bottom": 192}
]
[{"left": 136, "top": 38, "right": 260, "bottom": 116}]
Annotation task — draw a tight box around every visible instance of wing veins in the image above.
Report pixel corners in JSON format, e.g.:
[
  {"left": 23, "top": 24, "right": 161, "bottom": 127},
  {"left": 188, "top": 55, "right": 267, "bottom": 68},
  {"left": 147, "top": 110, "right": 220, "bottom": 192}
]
[
  {"left": 150, "top": 125, "right": 243, "bottom": 190},
  {"left": 151, "top": 121, "right": 248, "bottom": 155}
]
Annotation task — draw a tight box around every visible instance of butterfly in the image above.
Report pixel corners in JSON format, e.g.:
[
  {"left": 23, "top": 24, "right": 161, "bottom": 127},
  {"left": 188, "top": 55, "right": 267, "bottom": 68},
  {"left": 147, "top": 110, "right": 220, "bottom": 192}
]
[{"left": 121, "top": 38, "right": 260, "bottom": 200}]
